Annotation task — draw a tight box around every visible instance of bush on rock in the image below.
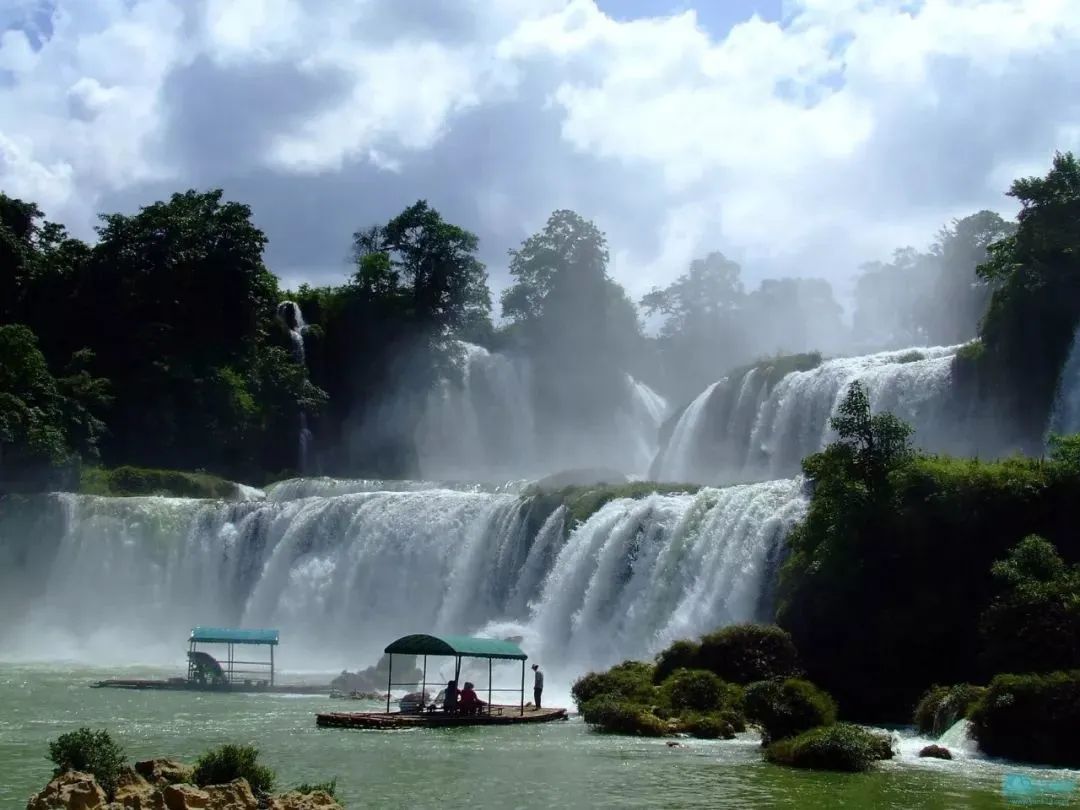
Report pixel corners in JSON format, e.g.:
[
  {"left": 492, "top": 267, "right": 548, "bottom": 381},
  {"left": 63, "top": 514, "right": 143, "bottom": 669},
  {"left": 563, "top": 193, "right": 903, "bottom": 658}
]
[
  {"left": 47, "top": 727, "right": 126, "bottom": 799},
  {"left": 696, "top": 624, "right": 801, "bottom": 684},
  {"left": 913, "top": 684, "right": 985, "bottom": 737},
  {"left": 969, "top": 671, "right": 1080, "bottom": 767},
  {"left": 765, "top": 724, "right": 894, "bottom": 772},
  {"left": 192, "top": 744, "right": 276, "bottom": 794},
  {"left": 744, "top": 679, "right": 837, "bottom": 744}
]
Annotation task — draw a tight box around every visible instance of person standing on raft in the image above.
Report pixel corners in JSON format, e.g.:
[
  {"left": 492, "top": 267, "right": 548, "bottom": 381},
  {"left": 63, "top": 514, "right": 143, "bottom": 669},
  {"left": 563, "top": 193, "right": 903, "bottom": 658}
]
[{"left": 532, "top": 663, "right": 544, "bottom": 709}]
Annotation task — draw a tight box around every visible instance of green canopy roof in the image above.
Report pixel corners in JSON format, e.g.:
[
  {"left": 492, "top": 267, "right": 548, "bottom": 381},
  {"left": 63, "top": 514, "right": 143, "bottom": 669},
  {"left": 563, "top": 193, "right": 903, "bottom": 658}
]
[
  {"left": 190, "top": 627, "right": 279, "bottom": 646},
  {"left": 384, "top": 634, "right": 527, "bottom": 661}
]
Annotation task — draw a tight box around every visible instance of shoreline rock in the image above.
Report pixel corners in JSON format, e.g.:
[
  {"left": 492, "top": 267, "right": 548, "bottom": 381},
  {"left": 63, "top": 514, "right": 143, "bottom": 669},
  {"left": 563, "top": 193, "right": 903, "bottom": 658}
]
[{"left": 27, "top": 770, "right": 342, "bottom": 810}]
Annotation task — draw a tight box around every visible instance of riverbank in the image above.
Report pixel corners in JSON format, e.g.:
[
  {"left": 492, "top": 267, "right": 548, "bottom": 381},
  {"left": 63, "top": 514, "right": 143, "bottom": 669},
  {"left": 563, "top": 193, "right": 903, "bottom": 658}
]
[{"left": 3, "top": 665, "right": 1077, "bottom": 808}]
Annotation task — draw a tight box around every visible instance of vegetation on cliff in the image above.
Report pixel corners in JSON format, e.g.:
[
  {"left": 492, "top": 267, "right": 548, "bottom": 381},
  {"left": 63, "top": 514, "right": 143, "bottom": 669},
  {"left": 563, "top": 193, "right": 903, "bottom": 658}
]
[{"left": 79, "top": 466, "right": 240, "bottom": 499}]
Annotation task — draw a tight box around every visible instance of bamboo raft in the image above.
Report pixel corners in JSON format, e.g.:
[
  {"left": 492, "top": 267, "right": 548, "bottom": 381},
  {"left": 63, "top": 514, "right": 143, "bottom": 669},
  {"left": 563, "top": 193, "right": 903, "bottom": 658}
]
[{"left": 316, "top": 705, "right": 568, "bottom": 729}]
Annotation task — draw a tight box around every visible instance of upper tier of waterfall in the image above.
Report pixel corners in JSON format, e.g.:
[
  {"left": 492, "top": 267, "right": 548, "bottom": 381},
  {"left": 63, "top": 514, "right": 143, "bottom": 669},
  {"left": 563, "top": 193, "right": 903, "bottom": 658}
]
[{"left": 653, "top": 346, "right": 960, "bottom": 485}]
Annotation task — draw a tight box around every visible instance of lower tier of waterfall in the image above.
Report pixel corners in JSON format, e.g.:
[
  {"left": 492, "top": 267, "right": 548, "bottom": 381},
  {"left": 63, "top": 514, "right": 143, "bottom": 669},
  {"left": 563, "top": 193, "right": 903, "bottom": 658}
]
[{"left": 0, "top": 478, "right": 807, "bottom": 683}]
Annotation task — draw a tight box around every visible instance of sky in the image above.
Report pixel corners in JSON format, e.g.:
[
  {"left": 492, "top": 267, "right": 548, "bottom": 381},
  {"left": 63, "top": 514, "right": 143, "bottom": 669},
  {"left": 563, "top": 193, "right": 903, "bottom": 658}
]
[{"left": 1, "top": 0, "right": 1078, "bottom": 307}]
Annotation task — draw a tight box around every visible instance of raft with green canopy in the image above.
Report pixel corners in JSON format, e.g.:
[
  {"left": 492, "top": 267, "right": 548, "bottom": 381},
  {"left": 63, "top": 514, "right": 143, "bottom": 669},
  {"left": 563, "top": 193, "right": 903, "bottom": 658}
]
[{"left": 316, "top": 633, "right": 567, "bottom": 730}]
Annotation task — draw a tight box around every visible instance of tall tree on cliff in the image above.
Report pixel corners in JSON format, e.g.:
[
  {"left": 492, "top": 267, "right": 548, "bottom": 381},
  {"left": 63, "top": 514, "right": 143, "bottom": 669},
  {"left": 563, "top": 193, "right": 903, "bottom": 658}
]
[{"left": 501, "top": 210, "right": 644, "bottom": 435}]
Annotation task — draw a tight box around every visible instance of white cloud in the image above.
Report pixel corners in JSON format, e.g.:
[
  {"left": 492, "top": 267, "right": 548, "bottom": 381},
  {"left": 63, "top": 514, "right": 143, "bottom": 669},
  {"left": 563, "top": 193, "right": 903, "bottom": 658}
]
[{"left": 0, "top": 0, "right": 1078, "bottom": 306}]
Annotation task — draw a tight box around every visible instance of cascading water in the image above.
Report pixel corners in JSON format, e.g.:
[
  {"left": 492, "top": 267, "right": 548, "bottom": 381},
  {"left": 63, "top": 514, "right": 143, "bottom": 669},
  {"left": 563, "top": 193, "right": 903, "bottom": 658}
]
[
  {"left": 0, "top": 478, "right": 806, "bottom": 682},
  {"left": 277, "top": 301, "right": 313, "bottom": 474},
  {"left": 416, "top": 342, "right": 668, "bottom": 479},
  {"left": 1048, "top": 326, "right": 1080, "bottom": 438},
  {"left": 654, "top": 346, "right": 960, "bottom": 485}
]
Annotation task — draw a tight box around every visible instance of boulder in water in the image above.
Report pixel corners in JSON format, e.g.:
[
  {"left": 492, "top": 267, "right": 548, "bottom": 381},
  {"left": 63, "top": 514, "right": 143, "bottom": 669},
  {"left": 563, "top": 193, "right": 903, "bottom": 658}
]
[
  {"left": 918, "top": 744, "right": 952, "bottom": 760},
  {"left": 27, "top": 771, "right": 108, "bottom": 810}
]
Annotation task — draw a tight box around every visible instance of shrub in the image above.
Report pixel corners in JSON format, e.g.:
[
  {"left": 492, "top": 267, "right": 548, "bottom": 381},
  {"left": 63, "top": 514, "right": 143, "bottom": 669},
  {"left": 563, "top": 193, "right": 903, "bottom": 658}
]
[
  {"left": 678, "top": 710, "right": 745, "bottom": 740},
  {"left": 970, "top": 671, "right": 1080, "bottom": 766},
  {"left": 657, "top": 669, "right": 742, "bottom": 714},
  {"left": 295, "top": 779, "right": 337, "bottom": 797},
  {"left": 192, "top": 744, "right": 275, "bottom": 793},
  {"left": 580, "top": 697, "right": 669, "bottom": 737},
  {"left": 895, "top": 350, "right": 925, "bottom": 364},
  {"left": 47, "top": 728, "right": 126, "bottom": 799},
  {"left": 80, "top": 465, "right": 238, "bottom": 499},
  {"left": 913, "top": 684, "right": 986, "bottom": 737},
  {"left": 653, "top": 639, "right": 701, "bottom": 683},
  {"left": 744, "top": 679, "right": 837, "bottom": 743},
  {"left": 765, "top": 724, "right": 894, "bottom": 772},
  {"left": 571, "top": 661, "right": 656, "bottom": 709},
  {"left": 696, "top": 624, "right": 800, "bottom": 684}
]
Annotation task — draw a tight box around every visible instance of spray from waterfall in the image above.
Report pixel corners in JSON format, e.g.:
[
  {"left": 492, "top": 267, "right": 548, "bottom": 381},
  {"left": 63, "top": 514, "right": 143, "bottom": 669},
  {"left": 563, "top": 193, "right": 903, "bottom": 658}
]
[
  {"left": 278, "top": 301, "right": 313, "bottom": 474},
  {"left": 1048, "top": 326, "right": 1080, "bottom": 439}
]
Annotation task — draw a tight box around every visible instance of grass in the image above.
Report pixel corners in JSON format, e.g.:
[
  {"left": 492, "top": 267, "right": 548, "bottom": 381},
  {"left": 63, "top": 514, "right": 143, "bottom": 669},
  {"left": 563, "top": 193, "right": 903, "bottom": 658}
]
[
  {"left": 525, "top": 482, "right": 703, "bottom": 526},
  {"left": 79, "top": 465, "right": 239, "bottom": 499}
]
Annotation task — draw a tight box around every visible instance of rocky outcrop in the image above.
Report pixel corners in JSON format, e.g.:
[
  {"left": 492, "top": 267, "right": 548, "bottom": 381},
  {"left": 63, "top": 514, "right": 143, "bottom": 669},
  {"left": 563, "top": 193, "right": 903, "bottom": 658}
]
[
  {"left": 27, "top": 772, "right": 343, "bottom": 810},
  {"left": 27, "top": 772, "right": 108, "bottom": 810},
  {"left": 918, "top": 744, "right": 953, "bottom": 760}
]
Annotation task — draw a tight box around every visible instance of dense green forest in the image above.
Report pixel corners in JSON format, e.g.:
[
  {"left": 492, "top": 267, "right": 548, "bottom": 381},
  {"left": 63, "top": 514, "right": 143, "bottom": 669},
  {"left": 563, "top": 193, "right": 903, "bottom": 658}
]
[{"left": 2, "top": 154, "right": 1078, "bottom": 489}]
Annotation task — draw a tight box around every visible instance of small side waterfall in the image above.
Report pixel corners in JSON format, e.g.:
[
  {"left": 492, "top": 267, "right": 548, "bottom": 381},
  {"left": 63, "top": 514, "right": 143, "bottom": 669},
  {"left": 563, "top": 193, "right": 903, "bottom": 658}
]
[
  {"left": 277, "top": 301, "right": 313, "bottom": 474},
  {"left": 655, "top": 346, "right": 960, "bottom": 484},
  {"left": 416, "top": 342, "right": 668, "bottom": 480}
]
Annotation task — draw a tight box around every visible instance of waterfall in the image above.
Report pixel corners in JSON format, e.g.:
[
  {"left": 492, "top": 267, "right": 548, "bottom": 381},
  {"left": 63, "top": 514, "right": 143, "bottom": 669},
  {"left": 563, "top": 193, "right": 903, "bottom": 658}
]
[
  {"left": 655, "top": 346, "right": 959, "bottom": 485},
  {"left": 1048, "top": 327, "right": 1080, "bottom": 438},
  {"left": 416, "top": 342, "right": 668, "bottom": 480},
  {"left": 0, "top": 478, "right": 805, "bottom": 678},
  {"left": 277, "top": 301, "right": 313, "bottom": 474}
]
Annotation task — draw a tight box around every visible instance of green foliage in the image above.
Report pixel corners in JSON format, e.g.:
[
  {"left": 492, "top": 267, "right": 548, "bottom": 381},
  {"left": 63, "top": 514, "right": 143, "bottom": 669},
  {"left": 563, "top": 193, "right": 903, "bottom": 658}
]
[
  {"left": 744, "top": 679, "right": 838, "bottom": 744},
  {"left": 827, "top": 381, "right": 914, "bottom": 493},
  {"left": 571, "top": 661, "right": 656, "bottom": 709},
  {"left": 764, "top": 724, "right": 894, "bottom": 772},
  {"left": 979, "top": 535, "right": 1080, "bottom": 675},
  {"left": 971, "top": 153, "right": 1080, "bottom": 443},
  {"left": 579, "top": 697, "right": 670, "bottom": 737},
  {"left": 970, "top": 671, "right": 1080, "bottom": 767},
  {"left": 895, "top": 351, "right": 925, "bottom": 364},
  {"left": 1048, "top": 433, "right": 1080, "bottom": 474},
  {"left": 695, "top": 624, "right": 801, "bottom": 685},
  {"left": 656, "top": 669, "right": 743, "bottom": 714},
  {"left": 79, "top": 466, "right": 238, "bottom": 499},
  {"left": 653, "top": 639, "right": 701, "bottom": 683},
  {"left": 913, "top": 684, "right": 986, "bottom": 737},
  {"left": 192, "top": 744, "right": 275, "bottom": 793},
  {"left": 954, "top": 340, "right": 985, "bottom": 363},
  {"left": 677, "top": 711, "right": 744, "bottom": 740},
  {"left": 47, "top": 728, "right": 126, "bottom": 799},
  {"left": 294, "top": 778, "right": 337, "bottom": 797},
  {"left": 780, "top": 445, "right": 1080, "bottom": 721}
]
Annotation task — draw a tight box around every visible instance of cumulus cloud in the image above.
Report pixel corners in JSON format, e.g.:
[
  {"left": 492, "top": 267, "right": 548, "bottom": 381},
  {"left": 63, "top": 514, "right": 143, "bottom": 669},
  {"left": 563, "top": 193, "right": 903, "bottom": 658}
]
[{"left": 1, "top": 0, "right": 1078, "bottom": 306}]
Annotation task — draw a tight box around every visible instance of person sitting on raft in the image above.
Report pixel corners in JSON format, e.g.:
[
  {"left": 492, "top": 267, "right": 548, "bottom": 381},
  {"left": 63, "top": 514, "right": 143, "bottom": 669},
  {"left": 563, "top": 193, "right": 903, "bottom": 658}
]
[
  {"left": 458, "top": 682, "right": 485, "bottom": 715},
  {"left": 443, "top": 679, "right": 459, "bottom": 713}
]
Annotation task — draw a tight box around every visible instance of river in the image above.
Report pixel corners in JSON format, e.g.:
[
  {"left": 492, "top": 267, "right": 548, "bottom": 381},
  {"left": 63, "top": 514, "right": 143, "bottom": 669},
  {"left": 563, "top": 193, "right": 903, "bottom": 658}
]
[{"left": 2, "top": 665, "right": 1074, "bottom": 809}]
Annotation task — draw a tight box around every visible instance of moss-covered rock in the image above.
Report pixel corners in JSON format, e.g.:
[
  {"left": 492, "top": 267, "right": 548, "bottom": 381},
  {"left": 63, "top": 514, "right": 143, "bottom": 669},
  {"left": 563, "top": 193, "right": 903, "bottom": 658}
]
[
  {"left": 80, "top": 465, "right": 241, "bottom": 499},
  {"left": 764, "top": 724, "right": 894, "bottom": 772},
  {"left": 744, "top": 678, "right": 838, "bottom": 744},
  {"left": 571, "top": 660, "right": 657, "bottom": 709},
  {"left": 656, "top": 668, "right": 743, "bottom": 715},
  {"left": 970, "top": 671, "right": 1080, "bottom": 766},
  {"left": 579, "top": 697, "right": 670, "bottom": 737},
  {"left": 913, "top": 684, "right": 986, "bottom": 737}
]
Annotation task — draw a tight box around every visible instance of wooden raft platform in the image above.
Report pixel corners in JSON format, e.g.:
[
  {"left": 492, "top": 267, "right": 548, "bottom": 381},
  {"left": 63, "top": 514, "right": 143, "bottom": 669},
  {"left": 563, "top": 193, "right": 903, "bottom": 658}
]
[
  {"left": 316, "top": 705, "right": 568, "bottom": 729},
  {"left": 92, "top": 679, "right": 331, "bottom": 695}
]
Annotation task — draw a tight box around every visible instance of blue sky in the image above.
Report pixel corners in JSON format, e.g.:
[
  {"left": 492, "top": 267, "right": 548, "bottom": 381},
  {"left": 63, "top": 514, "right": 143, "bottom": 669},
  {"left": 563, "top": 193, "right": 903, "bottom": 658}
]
[{"left": 0, "top": 0, "right": 1077, "bottom": 316}]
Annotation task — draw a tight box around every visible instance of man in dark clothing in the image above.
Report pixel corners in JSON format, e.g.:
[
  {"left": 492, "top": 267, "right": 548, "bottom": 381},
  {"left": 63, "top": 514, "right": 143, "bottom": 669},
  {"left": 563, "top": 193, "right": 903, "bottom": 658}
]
[
  {"left": 532, "top": 664, "right": 543, "bottom": 709},
  {"left": 444, "top": 679, "right": 459, "bottom": 713}
]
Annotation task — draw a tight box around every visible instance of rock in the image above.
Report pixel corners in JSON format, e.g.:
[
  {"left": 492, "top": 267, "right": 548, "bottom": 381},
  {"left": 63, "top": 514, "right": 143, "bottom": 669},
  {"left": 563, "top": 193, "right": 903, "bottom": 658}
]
[
  {"left": 162, "top": 784, "right": 209, "bottom": 810},
  {"left": 205, "top": 779, "right": 257, "bottom": 810},
  {"left": 27, "top": 771, "right": 108, "bottom": 810},
  {"left": 267, "top": 791, "right": 342, "bottom": 810},
  {"left": 666, "top": 741, "right": 683, "bottom": 748},
  {"left": 112, "top": 769, "right": 164, "bottom": 810},
  {"left": 134, "top": 761, "right": 192, "bottom": 788},
  {"left": 918, "top": 744, "right": 953, "bottom": 760}
]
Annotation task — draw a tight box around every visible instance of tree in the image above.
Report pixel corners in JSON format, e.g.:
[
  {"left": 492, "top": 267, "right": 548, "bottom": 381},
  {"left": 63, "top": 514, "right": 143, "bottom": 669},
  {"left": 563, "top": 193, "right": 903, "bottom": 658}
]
[
  {"left": 744, "top": 278, "right": 844, "bottom": 358},
  {"left": 826, "top": 380, "right": 914, "bottom": 493},
  {"left": 641, "top": 252, "right": 747, "bottom": 400},
  {"left": 501, "top": 210, "right": 645, "bottom": 434},
  {"left": 0, "top": 324, "right": 109, "bottom": 490}
]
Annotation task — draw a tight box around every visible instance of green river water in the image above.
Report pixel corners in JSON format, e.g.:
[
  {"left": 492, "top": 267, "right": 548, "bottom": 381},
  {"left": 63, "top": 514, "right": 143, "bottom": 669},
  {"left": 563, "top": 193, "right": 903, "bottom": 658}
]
[{"left": 1, "top": 665, "right": 1077, "bottom": 809}]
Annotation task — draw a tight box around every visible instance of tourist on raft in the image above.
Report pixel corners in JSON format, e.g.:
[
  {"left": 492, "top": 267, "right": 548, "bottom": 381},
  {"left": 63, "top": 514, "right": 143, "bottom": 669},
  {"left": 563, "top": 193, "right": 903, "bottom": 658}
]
[
  {"left": 532, "top": 663, "right": 544, "bottom": 709},
  {"left": 442, "top": 679, "right": 459, "bottom": 713},
  {"left": 458, "top": 681, "right": 485, "bottom": 715}
]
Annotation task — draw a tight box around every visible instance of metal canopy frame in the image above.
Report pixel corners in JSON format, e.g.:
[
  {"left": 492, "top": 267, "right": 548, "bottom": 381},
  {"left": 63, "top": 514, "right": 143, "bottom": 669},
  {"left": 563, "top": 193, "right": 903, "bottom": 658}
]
[
  {"left": 382, "top": 634, "right": 528, "bottom": 717},
  {"left": 186, "top": 627, "right": 278, "bottom": 687}
]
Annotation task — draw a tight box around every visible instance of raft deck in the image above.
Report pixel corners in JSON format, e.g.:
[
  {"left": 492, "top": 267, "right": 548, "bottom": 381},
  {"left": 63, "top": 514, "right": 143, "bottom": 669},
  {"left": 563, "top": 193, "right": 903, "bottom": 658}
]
[
  {"left": 93, "top": 679, "right": 331, "bottom": 695},
  {"left": 316, "top": 705, "right": 568, "bottom": 729}
]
